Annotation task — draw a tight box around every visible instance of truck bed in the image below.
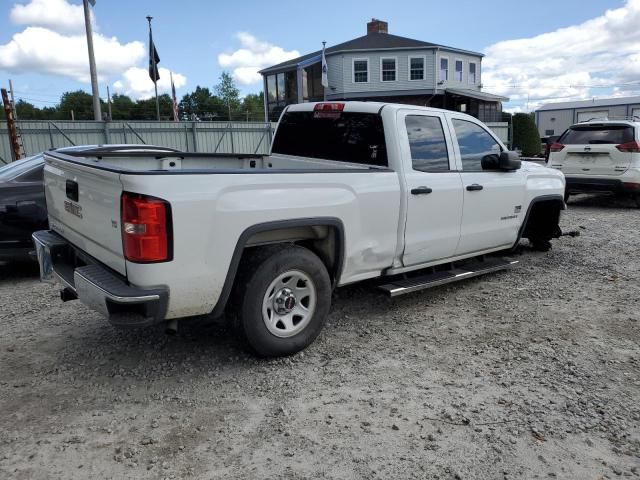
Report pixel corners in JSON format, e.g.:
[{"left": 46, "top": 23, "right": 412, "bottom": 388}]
[{"left": 50, "top": 150, "right": 386, "bottom": 173}]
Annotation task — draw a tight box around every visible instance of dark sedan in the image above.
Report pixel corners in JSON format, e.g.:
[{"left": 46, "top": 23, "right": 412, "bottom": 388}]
[{"left": 0, "top": 145, "right": 181, "bottom": 261}]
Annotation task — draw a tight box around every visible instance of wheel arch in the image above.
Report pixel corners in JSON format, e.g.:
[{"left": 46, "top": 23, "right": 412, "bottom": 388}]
[
  {"left": 211, "top": 217, "right": 345, "bottom": 318},
  {"left": 514, "top": 194, "right": 565, "bottom": 248}
]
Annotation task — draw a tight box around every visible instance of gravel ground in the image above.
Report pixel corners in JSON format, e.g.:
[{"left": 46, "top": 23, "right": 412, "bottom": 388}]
[{"left": 1, "top": 193, "right": 639, "bottom": 480}]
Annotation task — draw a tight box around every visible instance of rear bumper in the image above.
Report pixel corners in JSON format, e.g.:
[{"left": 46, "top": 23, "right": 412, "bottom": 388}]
[
  {"left": 565, "top": 177, "right": 640, "bottom": 194},
  {"left": 32, "top": 230, "right": 168, "bottom": 327}
]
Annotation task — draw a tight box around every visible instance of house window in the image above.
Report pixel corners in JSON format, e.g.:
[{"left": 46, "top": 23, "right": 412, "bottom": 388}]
[
  {"left": 440, "top": 57, "right": 448, "bottom": 82},
  {"left": 381, "top": 58, "right": 396, "bottom": 82},
  {"left": 455, "top": 60, "right": 463, "bottom": 82},
  {"left": 353, "top": 59, "right": 368, "bottom": 83},
  {"left": 409, "top": 56, "right": 424, "bottom": 80},
  {"left": 469, "top": 63, "right": 477, "bottom": 84}
]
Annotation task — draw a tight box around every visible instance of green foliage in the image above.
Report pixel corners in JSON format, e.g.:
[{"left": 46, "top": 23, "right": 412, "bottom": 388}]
[
  {"left": 58, "top": 90, "right": 96, "bottom": 120},
  {"left": 6, "top": 75, "right": 263, "bottom": 121},
  {"left": 214, "top": 72, "right": 241, "bottom": 113},
  {"left": 512, "top": 113, "right": 541, "bottom": 156}
]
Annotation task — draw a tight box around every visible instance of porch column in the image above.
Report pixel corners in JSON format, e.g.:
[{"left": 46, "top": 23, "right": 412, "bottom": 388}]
[{"left": 296, "top": 67, "right": 304, "bottom": 104}]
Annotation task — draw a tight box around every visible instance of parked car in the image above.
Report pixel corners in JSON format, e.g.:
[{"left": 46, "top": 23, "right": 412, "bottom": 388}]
[
  {"left": 547, "top": 120, "right": 640, "bottom": 206},
  {"left": 0, "top": 145, "right": 182, "bottom": 261},
  {"left": 33, "top": 102, "right": 565, "bottom": 356}
]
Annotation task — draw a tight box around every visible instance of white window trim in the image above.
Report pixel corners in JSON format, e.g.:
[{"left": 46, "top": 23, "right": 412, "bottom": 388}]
[
  {"left": 380, "top": 56, "right": 398, "bottom": 82},
  {"left": 468, "top": 62, "right": 477, "bottom": 85},
  {"left": 454, "top": 58, "right": 464, "bottom": 83},
  {"left": 439, "top": 56, "right": 449, "bottom": 82},
  {"left": 408, "top": 55, "right": 426, "bottom": 81},
  {"left": 352, "top": 57, "right": 369, "bottom": 84}
]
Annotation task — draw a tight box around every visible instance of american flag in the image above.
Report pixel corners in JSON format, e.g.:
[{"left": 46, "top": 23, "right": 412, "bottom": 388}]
[{"left": 170, "top": 72, "right": 179, "bottom": 122}]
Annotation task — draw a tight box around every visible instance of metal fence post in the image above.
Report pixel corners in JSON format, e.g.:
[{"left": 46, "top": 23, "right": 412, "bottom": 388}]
[
  {"left": 122, "top": 123, "right": 127, "bottom": 144},
  {"left": 191, "top": 122, "right": 198, "bottom": 152},
  {"left": 104, "top": 121, "right": 111, "bottom": 144},
  {"left": 48, "top": 123, "right": 54, "bottom": 149},
  {"left": 184, "top": 124, "right": 190, "bottom": 152},
  {"left": 229, "top": 122, "right": 235, "bottom": 153}
]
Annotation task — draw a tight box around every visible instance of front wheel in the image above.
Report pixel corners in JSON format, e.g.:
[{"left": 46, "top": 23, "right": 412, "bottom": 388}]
[{"left": 232, "top": 245, "right": 332, "bottom": 357}]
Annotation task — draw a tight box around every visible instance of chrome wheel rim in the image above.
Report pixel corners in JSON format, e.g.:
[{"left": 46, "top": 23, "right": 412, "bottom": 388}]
[{"left": 262, "top": 270, "right": 316, "bottom": 338}]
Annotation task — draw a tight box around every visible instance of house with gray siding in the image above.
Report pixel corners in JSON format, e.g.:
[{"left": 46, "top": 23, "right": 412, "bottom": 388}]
[
  {"left": 536, "top": 96, "right": 640, "bottom": 137},
  {"left": 259, "top": 19, "right": 507, "bottom": 122}
]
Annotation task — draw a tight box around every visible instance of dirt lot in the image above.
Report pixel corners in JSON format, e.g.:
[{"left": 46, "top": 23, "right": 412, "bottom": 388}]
[{"left": 1, "top": 194, "right": 639, "bottom": 480}]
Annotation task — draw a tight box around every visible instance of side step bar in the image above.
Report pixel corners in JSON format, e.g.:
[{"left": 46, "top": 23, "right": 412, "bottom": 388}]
[{"left": 379, "top": 258, "right": 519, "bottom": 297}]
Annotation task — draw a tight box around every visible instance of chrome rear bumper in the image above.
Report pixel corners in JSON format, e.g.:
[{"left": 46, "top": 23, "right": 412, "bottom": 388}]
[{"left": 32, "top": 230, "right": 168, "bottom": 327}]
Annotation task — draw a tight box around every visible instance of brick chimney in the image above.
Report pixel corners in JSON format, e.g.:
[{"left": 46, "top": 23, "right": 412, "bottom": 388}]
[{"left": 367, "top": 18, "right": 388, "bottom": 34}]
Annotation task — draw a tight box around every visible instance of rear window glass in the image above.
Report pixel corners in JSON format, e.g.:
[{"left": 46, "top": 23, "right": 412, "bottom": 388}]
[
  {"left": 559, "top": 125, "right": 634, "bottom": 145},
  {"left": 272, "top": 111, "right": 388, "bottom": 167}
]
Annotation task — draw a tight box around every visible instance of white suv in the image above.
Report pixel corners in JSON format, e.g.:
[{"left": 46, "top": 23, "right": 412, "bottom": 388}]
[{"left": 548, "top": 119, "right": 640, "bottom": 206}]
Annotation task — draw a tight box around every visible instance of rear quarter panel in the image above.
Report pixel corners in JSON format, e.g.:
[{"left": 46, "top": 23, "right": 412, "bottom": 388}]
[{"left": 120, "top": 171, "right": 401, "bottom": 319}]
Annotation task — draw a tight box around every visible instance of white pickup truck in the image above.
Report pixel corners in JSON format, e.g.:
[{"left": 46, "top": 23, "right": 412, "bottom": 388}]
[{"left": 33, "top": 102, "right": 565, "bottom": 356}]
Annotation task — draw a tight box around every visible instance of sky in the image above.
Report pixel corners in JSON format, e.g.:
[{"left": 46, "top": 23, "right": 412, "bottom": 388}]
[{"left": 0, "top": 0, "right": 639, "bottom": 113}]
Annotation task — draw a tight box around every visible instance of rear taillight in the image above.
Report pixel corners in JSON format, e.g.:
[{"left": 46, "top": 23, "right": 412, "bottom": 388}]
[
  {"left": 549, "top": 142, "right": 565, "bottom": 152},
  {"left": 616, "top": 141, "right": 640, "bottom": 152},
  {"left": 121, "top": 192, "right": 171, "bottom": 263}
]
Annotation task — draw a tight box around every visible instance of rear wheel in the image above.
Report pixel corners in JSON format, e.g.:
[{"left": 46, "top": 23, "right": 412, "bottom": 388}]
[
  {"left": 564, "top": 190, "right": 571, "bottom": 203},
  {"left": 231, "top": 245, "right": 331, "bottom": 357}
]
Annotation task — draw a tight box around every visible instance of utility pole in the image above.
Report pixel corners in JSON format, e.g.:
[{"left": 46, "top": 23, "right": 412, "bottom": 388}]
[
  {"left": 83, "top": 0, "right": 102, "bottom": 121},
  {"left": 107, "top": 85, "right": 112, "bottom": 121},
  {"left": 2, "top": 88, "right": 21, "bottom": 161},
  {"left": 8, "top": 79, "right": 17, "bottom": 121}
]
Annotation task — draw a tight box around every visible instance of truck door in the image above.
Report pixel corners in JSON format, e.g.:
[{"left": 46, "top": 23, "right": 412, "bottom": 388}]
[
  {"left": 400, "top": 111, "right": 464, "bottom": 266},
  {"left": 449, "top": 116, "right": 526, "bottom": 255}
]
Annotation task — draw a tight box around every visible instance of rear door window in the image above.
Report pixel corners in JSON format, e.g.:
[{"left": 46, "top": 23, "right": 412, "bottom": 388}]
[
  {"left": 405, "top": 115, "right": 450, "bottom": 172},
  {"left": 559, "top": 125, "right": 634, "bottom": 145},
  {"left": 272, "top": 111, "right": 388, "bottom": 167}
]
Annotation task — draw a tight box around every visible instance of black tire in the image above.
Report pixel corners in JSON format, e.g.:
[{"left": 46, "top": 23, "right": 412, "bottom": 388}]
[
  {"left": 231, "top": 244, "right": 331, "bottom": 357},
  {"left": 564, "top": 190, "right": 570, "bottom": 203}
]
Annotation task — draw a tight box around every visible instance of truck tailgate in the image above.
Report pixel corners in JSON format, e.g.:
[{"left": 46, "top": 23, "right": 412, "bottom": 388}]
[{"left": 44, "top": 153, "right": 126, "bottom": 275}]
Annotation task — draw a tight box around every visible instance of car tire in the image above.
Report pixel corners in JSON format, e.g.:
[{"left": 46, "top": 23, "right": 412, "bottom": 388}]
[
  {"left": 564, "top": 190, "right": 571, "bottom": 203},
  {"left": 231, "top": 244, "right": 332, "bottom": 357},
  {"left": 529, "top": 237, "right": 552, "bottom": 252}
]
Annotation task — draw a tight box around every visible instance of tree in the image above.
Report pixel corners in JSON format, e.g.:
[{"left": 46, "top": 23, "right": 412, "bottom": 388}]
[
  {"left": 512, "top": 113, "right": 541, "bottom": 156},
  {"left": 131, "top": 94, "right": 173, "bottom": 120},
  {"left": 214, "top": 72, "right": 240, "bottom": 119},
  {"left": 14, "top": 100, "right": 43, "bottom": 120},
  {"left": 241, "top": 92, "right": 265, "bottom": 121},
  {"left": 58, "top": 90, "right": 95, "bottom": 120},
  {"left": 110, "top": 94, "right": 135, "bottom": 120}
]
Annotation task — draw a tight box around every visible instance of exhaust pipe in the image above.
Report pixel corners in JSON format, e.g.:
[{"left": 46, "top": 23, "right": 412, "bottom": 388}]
[{"left": 165, "top": 319, "right": 178, "bottom": 335}]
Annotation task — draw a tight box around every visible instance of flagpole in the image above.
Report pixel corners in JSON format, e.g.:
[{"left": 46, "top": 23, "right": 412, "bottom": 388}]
[
  {"left": 322, "top": 41, "right": 327, "bottom": 101},
  {"left": 147, "top": 16, "right": 160, "bottom": 121},
  {"left": 83, "top": 0, "right": 102, "bottom": 121}
]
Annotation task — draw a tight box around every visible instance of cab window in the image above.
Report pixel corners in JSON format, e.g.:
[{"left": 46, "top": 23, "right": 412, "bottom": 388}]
[
  {"left": 405, "top": 115, "right": 450, "bottom": 172},
  {"left": 452, "top": 119, "right": 501, "bottom": 171}
]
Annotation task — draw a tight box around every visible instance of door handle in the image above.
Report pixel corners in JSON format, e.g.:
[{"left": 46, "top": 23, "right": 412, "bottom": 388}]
[
  {"left": 466, "top": 184, "right": 484, "bottom": 191},
  {"left": 411, "top": 186, "right": 433, "bottom": 195}
]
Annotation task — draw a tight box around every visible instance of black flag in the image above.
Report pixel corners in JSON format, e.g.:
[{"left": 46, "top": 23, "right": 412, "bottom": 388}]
[{"left": 148, "top": 30, "right": 160, "bottom": 82}]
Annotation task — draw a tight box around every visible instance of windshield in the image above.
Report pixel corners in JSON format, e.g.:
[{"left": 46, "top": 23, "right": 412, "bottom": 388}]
[
  {"left": 0, "top": 156, "right": 43, "bottom": 181},
  {"left": 559, "top": 125, "right": 634, "bottom": 145}
]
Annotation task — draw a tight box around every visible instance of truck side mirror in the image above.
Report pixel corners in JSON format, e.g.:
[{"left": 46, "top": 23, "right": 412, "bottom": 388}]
[
  {"left": 481, "top": 154, "right": 500, "bottom": 170},
  {"left": 498, "top": 151, "right": 521, "bottom": 171}
]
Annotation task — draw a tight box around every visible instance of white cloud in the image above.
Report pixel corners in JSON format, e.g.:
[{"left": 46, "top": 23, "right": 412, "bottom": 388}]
[
  {"left": 0, "top": 0, "right": 188, "bottom": 100},
  {"left": 0, "top": 26, "right": 144, "bottom": 82},
  {"left": 483, "top": 0, "right": 640, "bottom": 111},
  {"left": 10, "top": 0, "right": 85, "bottom": 34},
  {"left": 218, "top": 32, "right": 299, "bottom": 85},
  {"left": 113, "top": 67, "right": 187, "bottom": 99}
]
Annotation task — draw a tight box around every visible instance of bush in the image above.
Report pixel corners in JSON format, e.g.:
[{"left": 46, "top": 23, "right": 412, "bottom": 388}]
[{"left": 512, "top": 113, "right": 541, "bottom": 156}]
